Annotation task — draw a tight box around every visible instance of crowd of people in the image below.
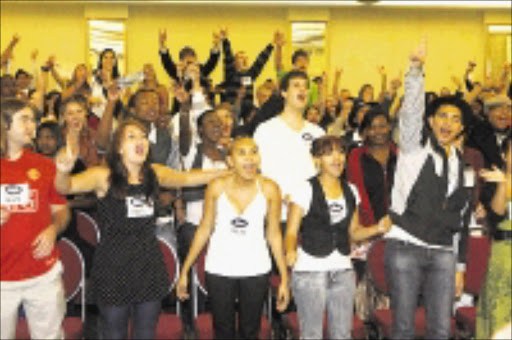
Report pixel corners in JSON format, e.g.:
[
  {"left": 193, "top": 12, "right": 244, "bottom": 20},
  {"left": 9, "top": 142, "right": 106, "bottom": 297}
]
[{"left": 1, "top": 28, "right": 511, "bottom": 340}]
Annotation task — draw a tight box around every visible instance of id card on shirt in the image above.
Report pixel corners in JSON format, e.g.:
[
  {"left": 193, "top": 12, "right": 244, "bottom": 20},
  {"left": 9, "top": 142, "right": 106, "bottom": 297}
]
[
  {"left": 231, "top": 217, "right": 249, "bottom": 235},
  {"left": 126, "top": 196, "right": 154, "bottom": 218},
  {"left": 241, "top": 76, "right": 252, "bottom": 86},
  {"left": 1, "top": 184, "right": 30, "bottom": 206}
]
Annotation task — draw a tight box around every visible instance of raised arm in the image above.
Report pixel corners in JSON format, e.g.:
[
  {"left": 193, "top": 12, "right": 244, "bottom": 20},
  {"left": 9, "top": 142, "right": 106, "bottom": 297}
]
[
  {"left": 152, "top": 163, "right": 230, "bottom": 188},
  {"left": 55, "top": 144, "right": 109, "bottom": 196},
  {"left": 248, "top": 32, "right": 275, "bottom": 79},
  {"left": 201, "top": 31, "right": 221, "bottom": 77},
  {"left": 398, "top": 39, "right": 426, "bottom": 153},
  {"left": 175, "top": 82, "right": 193, "bottom": 156},
  {"left": 274, "top": 31, "right": 285, "bottom": 74},
  {"left": 221, "top": 29, "right": 236, "bottom": 82},
  {"left": 158, "top": 29, "right": 178, "bottom": 81},
  {"left": 264, "top": 179, "right": 289, "bottom": 312},
  {"left": 48, "top": 56, "right": 67, "bottom": 89},
  {"left": 176, "top": 178, "right": 219, "bottom": 300},
  {"left": 1, "top": 34, "right": 19, "bottom": 69},
  {"left": 95, "top": 83, "right": 119, "bottom": 151},
  {"left": 332, "top": 67, "right": 342, "bottom": 98},
  {"left": 377, "top": 65, "right": 388, "bottom": 101}
]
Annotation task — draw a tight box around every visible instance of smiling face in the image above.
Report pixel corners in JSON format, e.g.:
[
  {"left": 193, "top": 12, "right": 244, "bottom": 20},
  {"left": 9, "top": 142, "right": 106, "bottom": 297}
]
[
  {"left": 118, "top": 124, "right": 150, "bottom": 166},
  {"left": 199, "top": 111, "right": 222, "bottom": 144},
  {"left": 235, "top": 51, "right": 249, "bottom": 72},
  {"left": 63, "top": 101, "right": 87, "bottom": 132},
  {"left": 282, "top": 77, "right": 308, "bottom": 111},
  {"left": 7, "top": 107, "right": 36, "bottom": 150},
  {"left": 429, "top": 104, "right": 463, "bottom": 147},
  {"left": 315, "top": 144, "right": 345, "bottom": 178},
  {"left": 227, "top": 138, "right": 261, "bottom": 181},
  {"left": 135, "top": 91, "right": 160, "bottom": 123},
  {"left": 101, "top": 50, "right": 116, "bottom": 71},
  {"left": 488, "top": 104, "right": 511, "bottom": 131},
  {"left": 366, "top": 115, "right": 391, "bottom": 146}
]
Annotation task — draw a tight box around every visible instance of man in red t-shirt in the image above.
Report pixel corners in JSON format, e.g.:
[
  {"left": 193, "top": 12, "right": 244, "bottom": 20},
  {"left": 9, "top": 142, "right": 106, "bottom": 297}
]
[{"left": 1, "top": 98, "right": 70, "bottom": 339}]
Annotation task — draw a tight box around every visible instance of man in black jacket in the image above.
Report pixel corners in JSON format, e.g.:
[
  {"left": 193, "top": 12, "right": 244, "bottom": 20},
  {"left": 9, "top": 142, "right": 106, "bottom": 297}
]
[
  {"left": 384, "top": 39, "right": 473, "bottom": 340},
  {"left": 218, "top": 28, "right": 279, "bottom": 123}
]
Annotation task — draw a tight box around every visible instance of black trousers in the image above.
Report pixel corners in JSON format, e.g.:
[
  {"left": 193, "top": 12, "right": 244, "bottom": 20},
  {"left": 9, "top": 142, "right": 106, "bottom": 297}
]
[{"left": 206, "top": 272, "right": 269, "bottom": 340}]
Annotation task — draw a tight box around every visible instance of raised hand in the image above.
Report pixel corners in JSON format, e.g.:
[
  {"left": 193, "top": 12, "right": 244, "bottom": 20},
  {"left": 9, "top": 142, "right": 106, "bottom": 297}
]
[
  {"left": 55, "top": 141, "right": 78, "bottom": 174},
  {"left": 47, "top": 55, "right": 56, "bottom": 69},
  {"left": 11, "top": 34, "right": 20, "bottom": 46},
  {"left": 377, "top": 65, "right": 386, "bottom": 76},
  {"left": 335, "top": 67, "right": 343, "bottom": 78},
  {"left": 410, "top": 37, "right": 427, "bottom": 67},
  {"left": 273, "top": 30, "right": 285, "bottom": 47},
  {"left": 467, "top": 60, "right": 477, "bottom": 73},
  {"left": 158, "top": 29, "right": 167, "bottom": 49},
  {"left": 213, "top": 31, "right": 222, "bottom": 49},
  {"left": 219, "top": 27, "right": 229, "bottom": 41},
  {"left": 30, "top": 49, "right": 39, "bottom": 62}
]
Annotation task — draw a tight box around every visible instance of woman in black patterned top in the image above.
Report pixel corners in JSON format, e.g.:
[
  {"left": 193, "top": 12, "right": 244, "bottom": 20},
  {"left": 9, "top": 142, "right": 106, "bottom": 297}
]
[{"left": 55, "top": 119, "right": 228, "bottom": 339}]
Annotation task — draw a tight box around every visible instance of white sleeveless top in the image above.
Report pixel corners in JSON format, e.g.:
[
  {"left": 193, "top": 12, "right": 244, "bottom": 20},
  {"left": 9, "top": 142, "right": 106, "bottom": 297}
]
[{"left": 205, "top": 180, "right": 272, "bottom": 277}]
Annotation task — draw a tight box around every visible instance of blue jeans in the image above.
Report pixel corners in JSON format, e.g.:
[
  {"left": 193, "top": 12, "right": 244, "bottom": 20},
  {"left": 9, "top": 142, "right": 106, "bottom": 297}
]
[
  {"left": 99, "top": 300, "right": 161, "bottom": 339},
  {"left": 292, "top": 270, "right": 356, "bottom": 340},
  {"left": 384, "top": 239, "right": 456, "bottom": 340}
]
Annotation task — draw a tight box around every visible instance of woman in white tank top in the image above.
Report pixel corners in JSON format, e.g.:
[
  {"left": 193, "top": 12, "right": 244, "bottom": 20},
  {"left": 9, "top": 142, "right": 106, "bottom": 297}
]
[{"left": 177, "top": 137, "right": 289, "bottom": 339}]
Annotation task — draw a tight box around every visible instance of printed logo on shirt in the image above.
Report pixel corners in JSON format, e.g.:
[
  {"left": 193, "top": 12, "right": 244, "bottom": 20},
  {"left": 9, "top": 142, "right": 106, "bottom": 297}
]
[
  {"left": 1, "top": 184, "right": 30, "bottom": 206},
  {"left": 301, "top": 132, "right": 313, "bottom": 142},
  {"left": 126, "top": 196, "right": 154, "bottom": 218},
  {"left": 27, "top": 168, "right": 41, "bottom": 181},
  {"left": 231, "top": 217, "right": 249, "bottom": 235},
  {"left": 329, "top": 202, "right": 345, "bottom": 224},
  {"left": 2, "top": 188, "right": 39, "bottom": 213}
]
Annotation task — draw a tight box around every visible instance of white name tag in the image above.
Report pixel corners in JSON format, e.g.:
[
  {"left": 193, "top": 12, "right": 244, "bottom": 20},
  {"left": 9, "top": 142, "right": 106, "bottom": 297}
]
[
  {"left": 463, "top": 167, "right": 475, "bottom": 188},
  {"left": 1, "top": 184, "right": 30, "bottom": 206},
  {"left": 241, "top": 76, "right": 252, "bottom": 86},
  {"left": 126, "top": 196, "right": 154, "bottom": 218}
]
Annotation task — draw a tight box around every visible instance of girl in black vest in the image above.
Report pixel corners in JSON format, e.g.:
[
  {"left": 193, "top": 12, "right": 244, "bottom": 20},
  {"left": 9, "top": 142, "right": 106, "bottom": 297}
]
[{"left": 285, "top": 136, "right": 391, "bottom": 340}]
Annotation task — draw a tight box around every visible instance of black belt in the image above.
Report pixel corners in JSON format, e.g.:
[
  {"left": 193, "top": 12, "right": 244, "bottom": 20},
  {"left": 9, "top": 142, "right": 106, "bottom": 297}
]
[{"left": 493, "top": 229, "right": 512, "bottom": 241}]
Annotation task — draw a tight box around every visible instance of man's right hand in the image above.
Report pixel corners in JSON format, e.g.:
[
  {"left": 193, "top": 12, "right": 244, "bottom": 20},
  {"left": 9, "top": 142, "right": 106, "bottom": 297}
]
[
  {"left": 410, "top": 37, "right": 427, "bottom": 67},
  {"left": 159, "top": 29, "right": 167, "bottom": 50}
]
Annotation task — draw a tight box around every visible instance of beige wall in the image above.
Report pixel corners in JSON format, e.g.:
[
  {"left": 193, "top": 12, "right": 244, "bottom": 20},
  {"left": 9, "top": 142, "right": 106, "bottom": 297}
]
[{"left": 1, "top": 2, "right": 510, "bottom": 95}]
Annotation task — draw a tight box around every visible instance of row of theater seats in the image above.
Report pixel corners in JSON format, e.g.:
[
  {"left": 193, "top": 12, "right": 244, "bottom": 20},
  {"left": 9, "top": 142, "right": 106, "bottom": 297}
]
[{"left": 15, "top": 210, "right": 490, "bottom": 339}]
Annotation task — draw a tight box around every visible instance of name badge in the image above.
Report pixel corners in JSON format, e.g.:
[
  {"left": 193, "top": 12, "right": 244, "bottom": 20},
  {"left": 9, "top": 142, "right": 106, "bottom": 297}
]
[
  {"left": 329, "top": 202, "right": 345, "bottom": 224},
  {"left": 241, "top": 76, "right": 252, "bottom": 86},
  {"left": 126, "top": 196, "right": 154, "bottom": 218},
  {"left": 463, "top": 167, "right": 475, "bottom": 188},
  {"left": 231, "top": 217, "right": 248, "bottom": 235},
  {"left": 1, "top": 184, "right": 30, "bottom": 206}
]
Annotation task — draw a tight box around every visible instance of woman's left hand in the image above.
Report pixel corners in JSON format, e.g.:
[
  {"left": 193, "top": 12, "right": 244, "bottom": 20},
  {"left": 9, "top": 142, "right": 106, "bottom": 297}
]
[{"left": 276, "top": 281, "right": 290, "bottom": 312}]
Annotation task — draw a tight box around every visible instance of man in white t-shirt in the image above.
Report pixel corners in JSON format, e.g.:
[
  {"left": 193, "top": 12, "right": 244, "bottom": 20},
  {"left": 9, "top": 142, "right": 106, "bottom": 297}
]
[{"left": 254, "top": 70, "right": 325, "bottom": 223}]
